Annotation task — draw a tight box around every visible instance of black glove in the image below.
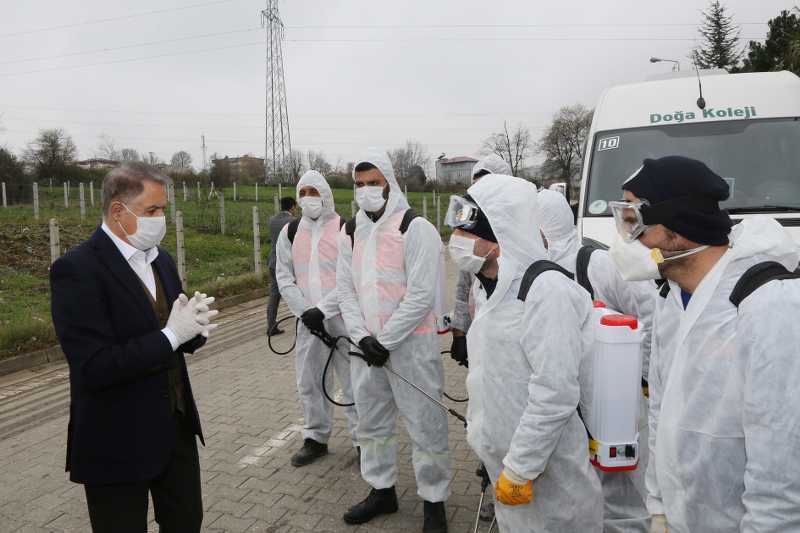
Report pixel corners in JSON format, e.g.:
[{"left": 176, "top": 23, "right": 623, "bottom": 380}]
[
  {"left": 450, "top": 335, "right": 468, "bottom": 367},
  {"left": 301, "top": 307, "right": 325, "bottom": 332},
  {"left": 358, "top": 336, "right": 390, "bottom": 367}
]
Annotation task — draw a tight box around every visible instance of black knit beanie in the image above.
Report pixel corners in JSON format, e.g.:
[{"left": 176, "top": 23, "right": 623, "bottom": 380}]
[
  {"left": 462, "top": 194, "right": 497, "bottom": 243},
  {"left": 622, "top": 156, "right": 733, "bottom": 245}
]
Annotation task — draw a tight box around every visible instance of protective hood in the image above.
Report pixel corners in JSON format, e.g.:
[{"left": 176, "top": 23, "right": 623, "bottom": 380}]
[
  {"left": 296, "top": 170, "right": 337, "bottom": 220},
  {"left": 352, "top": 148, "right": 410, "bottom": 221},
  {"left": 467, "top": 174, "right": 546, "bottom": 277},
  {"left": 471, "top": 154, "right": 511, "bottom": 178},
  {"left": 728, "top": 216, "right": 799, "bottom": 271},
  {"left": 537, "top": 189, "right": 579, "bottom": 270}
]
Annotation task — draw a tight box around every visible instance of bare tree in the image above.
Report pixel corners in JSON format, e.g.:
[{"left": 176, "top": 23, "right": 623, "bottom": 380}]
[
  {"left": 120, "top": 148, "right": 140, "bottom": 162},
  {"left": 481, "top": 122, "right": 532, "bottom": 176},
  {"left": 171, "top": 150, "right": 193, "bottom": 171},
  {"left": 537, "top": 104, "right": 594, "bottom": 203},
  {"left": 144, "top": 152, "right": 162, "bottom": 166},
  {"left": 285, "top": 150, "right": 305, "bottom": 182},
  {"left": 388, "top": 140, "right": 429, "bottom": 186},
  {"left": 307, "top": 150, "right": 332, "bottom": 175},
  {"left": 23, "top": 128, "right": 77, "bottom": 180},
  {"left": 96, "top": 134, "right": 120, "bottom": 160}
]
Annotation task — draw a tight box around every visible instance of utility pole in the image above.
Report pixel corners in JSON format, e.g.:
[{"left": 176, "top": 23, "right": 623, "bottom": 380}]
[{"left": 261, "top": 0, "right": 292, "bottom": 185}]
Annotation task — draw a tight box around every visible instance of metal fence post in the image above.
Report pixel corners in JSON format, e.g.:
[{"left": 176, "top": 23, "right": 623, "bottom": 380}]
[
  {"left": 168, "top": 182, "right": 176, "bottom": 223},
  {"left": 33, "top": 182, "right": 39, "bottom": 220},
  {"left": 273, "top": 194, "right": 279, "bottom": 215},
  {"left": 175, "top": 210, "right": 187, "bottom": 288},
  {"left": 252, "top": 206, "right": 262, "bottom": 275},
  {"left": 1, "top": 182, "right": 6, "bottom": 208},
  {"left": 79, "top": 183, "right": 86, "bottom": 221},
  {"left": 63, "top": 182, "right": 69, "bottom": 208},
  {"left": 422, "top": 195, "right": 428, "bottom": 220},
  {"left": 219, "top": 192, "right": 226, "bottom": 235},
  {"left": 196, "top": 181, "right": 201, "bottom": 202},
  {"left": 183, "top": 181, "right": 187, "bottom": 202},
  {"left": 233, "top": 182, "right": 237, "bottom": 202},
  {"left": 436, "top": 194, "right": 441, "bottom": 233},
  {"left": 255, "top": 183, "right": 259, "bottom": 203},
  {"left": 49, "top": 218, "right": 60, "bottom": 263},
  {"left": 90, "top": 181, "right": 95, "bottom": 207}
]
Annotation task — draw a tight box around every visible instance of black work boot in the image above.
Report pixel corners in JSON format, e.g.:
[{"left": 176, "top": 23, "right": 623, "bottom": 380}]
[
  {"left": 342, "top": 487, "right": 399, "bottom": 524},
  {"left": 290, "top": 438, "right": 328, "bottom": 467},
  {"left": 423, "top": 501, "right": 448, "bottom": 533}
]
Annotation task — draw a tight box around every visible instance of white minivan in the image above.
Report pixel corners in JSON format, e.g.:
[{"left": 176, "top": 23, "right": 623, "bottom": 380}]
[{"left": 578, "top": 70, "right": 800, "bottom": 246}]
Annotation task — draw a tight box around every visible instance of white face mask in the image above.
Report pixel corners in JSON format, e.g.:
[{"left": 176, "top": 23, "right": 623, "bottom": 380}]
[
  {"left": 448, "top": 234, "right": 488, "bottom": 274},
  {"left": 118, "top": 203, "right": 166, "bottom": 251},
  {"left": 355, "top": 185, "right": 386, "bottom": 213},
  {"left": 609, "top": 233, "right": 709, "bottom": 281},
  {"left": 299, "top": 196, "right": 323, "bottom": 220}
]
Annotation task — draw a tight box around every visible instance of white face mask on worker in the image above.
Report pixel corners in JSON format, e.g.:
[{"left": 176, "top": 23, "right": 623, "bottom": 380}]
[
  {"left": 448, "top": 234, "right": 487, "bottom": 274},
  {"left": 118, "top": 203, "right": 166, "bottom": 251},
  {"left": 609, "top": 233, "right": 708, "bottom": 281},
  {"left": 355, "top": 186, "right": 386, "bottom": 212},
  {"left": 299, "top": 197, "right": 323, "bottom": 219}
]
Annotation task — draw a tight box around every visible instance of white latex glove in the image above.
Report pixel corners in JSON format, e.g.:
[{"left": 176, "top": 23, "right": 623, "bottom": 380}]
[
  {"left": 649, "top": 514, "right": 668, "bottom": 533},
  {"left": 166, "top": 293, "right": 206, "bottom": 345},
  {"left": 193, "top": 291, "right": 219, "bottom": 338}
]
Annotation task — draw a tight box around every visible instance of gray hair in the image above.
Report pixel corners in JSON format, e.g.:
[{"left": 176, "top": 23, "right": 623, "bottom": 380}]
[{"left": 102, "top": 162, "right": 171, "bottom": 216}]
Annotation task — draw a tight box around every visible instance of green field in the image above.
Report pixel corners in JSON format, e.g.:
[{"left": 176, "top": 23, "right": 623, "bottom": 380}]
[{"left": 0, "top": 182, "right": 450, "bottom": 359}]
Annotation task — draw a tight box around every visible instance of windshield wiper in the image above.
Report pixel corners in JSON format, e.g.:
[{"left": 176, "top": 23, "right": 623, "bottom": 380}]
[{"left": 727, "top": 205, "right": 800, "bottom": 214}]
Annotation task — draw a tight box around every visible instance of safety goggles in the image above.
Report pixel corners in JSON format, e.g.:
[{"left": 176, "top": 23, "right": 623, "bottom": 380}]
[
  {"left": 444, "top": 195, "right": 480, "bottom": 230},
  {"left": 609, "top": 200, "right": 650, "bottom": 242}
]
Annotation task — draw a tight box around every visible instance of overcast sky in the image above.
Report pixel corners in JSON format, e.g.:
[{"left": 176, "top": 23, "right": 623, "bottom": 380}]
[{"left": 0, "top": 0, "right": 794, "bottom": 172}]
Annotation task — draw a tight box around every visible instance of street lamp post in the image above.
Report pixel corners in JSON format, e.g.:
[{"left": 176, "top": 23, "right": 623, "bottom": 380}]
[{"left": 650, "top": 57, "right": 680, "bottom": 71}]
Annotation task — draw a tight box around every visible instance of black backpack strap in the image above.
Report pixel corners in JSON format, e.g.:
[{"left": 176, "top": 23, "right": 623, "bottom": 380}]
[
  {"left": 344, "top": 218, "right": 357, "bottom": 248},
  {"left": 730, "top": 261, "right": 800, "bottom": 307},
  {"left": 399, "top": 208, "right": 419, "bottom": 234},
  {"left": 657, "top": 279, "right": 671, "bottom": 299},
  {"left": 286, "top": 217, "right": 301, "bottom": 244},
  {"left": 517, "top": 260, "right": 574, "bottom": 301},
  {"left": 339, "top": 216, "right": 346, "bottom": 229},
  {"left": 575, "top": 245, "right": 599, "bottom": 299}
]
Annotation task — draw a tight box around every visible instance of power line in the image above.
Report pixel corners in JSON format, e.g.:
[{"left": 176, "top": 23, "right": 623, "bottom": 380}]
[
  {"left": 0, "top": 27, "right": 262, "bottom": 65},
  {"left": 285, "top": 22, "right": 768, "bottom": 29},
  {"left": 0, "top": 0, "right": 240, "bottom": 38}
]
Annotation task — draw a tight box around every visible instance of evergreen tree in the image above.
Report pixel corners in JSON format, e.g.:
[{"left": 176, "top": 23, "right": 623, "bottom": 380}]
[
  {"left": 738, "top": 9, "right": 800, "bottom": 76},
  {"left": 694, "top": 1, "right": 743, "bottom": 71}
]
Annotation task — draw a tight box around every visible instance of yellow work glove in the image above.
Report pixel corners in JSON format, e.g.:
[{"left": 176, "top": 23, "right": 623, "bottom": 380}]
[
  {"left": 649, "top": 514, "right": 668, "bottom": 533},
  {"left": 495, "top": 468, "right": 533, "bottom": 506}
]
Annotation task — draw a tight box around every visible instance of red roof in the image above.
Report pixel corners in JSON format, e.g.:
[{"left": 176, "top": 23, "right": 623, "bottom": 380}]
[{"left": 440, "top": 156, "right": 478, "bottom": 165}]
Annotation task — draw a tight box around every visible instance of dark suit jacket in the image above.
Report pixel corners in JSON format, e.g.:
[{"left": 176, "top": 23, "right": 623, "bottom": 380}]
[
  {"left": 268, "top": 210, "right": 294, "bottom": 269},
  {"left": 50, "top": 228, "right": 205, "bottom": 485}
]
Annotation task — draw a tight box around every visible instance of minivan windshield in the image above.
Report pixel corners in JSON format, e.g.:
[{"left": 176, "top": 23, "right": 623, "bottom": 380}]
[{"left": 583, "top": 117, "right": 800, "bottom": 216}]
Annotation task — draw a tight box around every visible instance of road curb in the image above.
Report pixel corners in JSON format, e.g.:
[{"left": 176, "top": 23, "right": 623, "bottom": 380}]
[{"left": 0, "top": 288, "right": 267, "bottom": 377}]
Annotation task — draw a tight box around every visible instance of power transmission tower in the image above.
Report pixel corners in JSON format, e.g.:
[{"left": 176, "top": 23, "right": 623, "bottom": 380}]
[
  {"left": 260, "top": 0, "right": 292, "bottom": 184},
  {"left": 201, "top": 134, "right": 208, "bottom": 172}
]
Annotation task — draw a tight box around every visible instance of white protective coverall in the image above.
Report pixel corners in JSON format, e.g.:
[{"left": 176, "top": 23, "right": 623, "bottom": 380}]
[
  {"left": 337, "top": 149, "right": 452, "bottom": 502},
  {"left": 465, "top": 174, "right": 603, "bottom": 532},
  {"left": 647, "top": 216, "right": 800, "bottom": 532},
  {"left": 275, "top": 170, "right": 358, "bottom": 445},
  {"left": 537, "top": 189, "right": 655, "bottom": 533},
  {"left": 471, "top": 153, "right": 511, "bottom": 178}
]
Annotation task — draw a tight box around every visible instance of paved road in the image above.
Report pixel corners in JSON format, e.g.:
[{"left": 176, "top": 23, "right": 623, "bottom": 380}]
[{"left": 0, "top": 284, "right": 484, "bottom": 531}]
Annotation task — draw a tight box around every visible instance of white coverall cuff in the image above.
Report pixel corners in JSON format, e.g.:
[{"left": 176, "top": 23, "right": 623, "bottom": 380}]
[
  {"left": 502, "top": 456, "right": 538, "bottom": 483},
  {"left": 161, "top": 327, "right": 180, "bottom": 351},
  {"left": 646, "top": 495, "right": 665, "bottom": 516}
]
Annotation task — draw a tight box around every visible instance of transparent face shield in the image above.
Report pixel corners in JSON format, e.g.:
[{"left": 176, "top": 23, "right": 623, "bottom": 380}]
[
  {"left": 609, "top": 200, "right": 650, "bottom": 242},
  {"left": 444, "top": 195, "right": 480, "bottom": 230}
]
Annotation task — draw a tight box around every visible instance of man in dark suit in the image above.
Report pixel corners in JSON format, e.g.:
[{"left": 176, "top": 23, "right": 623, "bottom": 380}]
[
  {"left": 50, "top": 162, "right": 218, "bottom": 533},
  {"left": 266, "top": 196, "right": 297, "bottom": 335}
]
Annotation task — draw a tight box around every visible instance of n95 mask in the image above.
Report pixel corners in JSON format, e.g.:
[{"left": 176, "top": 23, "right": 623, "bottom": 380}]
[
  {"left": 448, "top": 234, "right": 487, "bottom": 274},
  {"left": 355, "top": 186, "right": 386, "bottom": 212},
  {"left": 299, "top": 196, "right": 323, "bottom": 220},
  {"left": 119, "top": 203, "right": 166, "bottom": 251}
]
